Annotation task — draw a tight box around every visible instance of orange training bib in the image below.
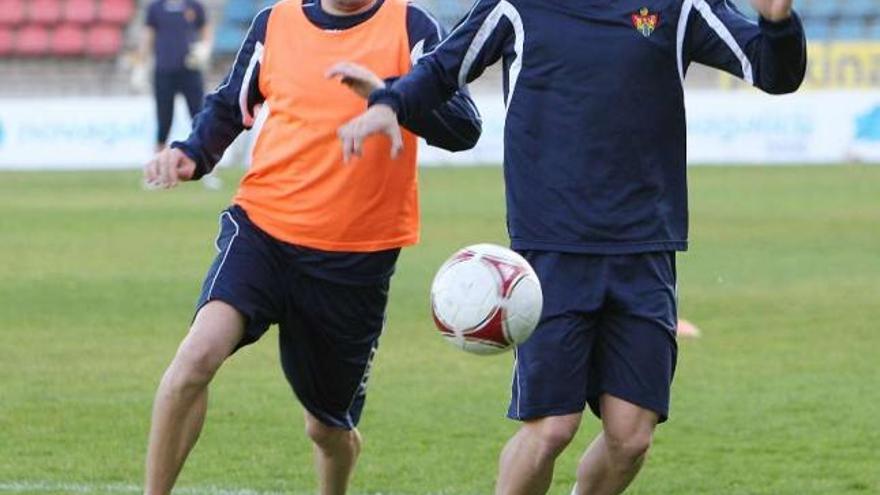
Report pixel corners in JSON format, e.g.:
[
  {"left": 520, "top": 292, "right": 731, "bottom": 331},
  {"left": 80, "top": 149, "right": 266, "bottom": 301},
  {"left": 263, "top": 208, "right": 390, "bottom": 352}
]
[{"left": 234, "top": 0, "right": 419, "bottom": 252}]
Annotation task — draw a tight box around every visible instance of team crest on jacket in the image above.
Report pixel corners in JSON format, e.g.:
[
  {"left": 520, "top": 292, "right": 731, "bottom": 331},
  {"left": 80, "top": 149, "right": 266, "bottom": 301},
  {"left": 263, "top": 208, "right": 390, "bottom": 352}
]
[{"left": 632, "top": 7, "right": 660, "bottom": 38}]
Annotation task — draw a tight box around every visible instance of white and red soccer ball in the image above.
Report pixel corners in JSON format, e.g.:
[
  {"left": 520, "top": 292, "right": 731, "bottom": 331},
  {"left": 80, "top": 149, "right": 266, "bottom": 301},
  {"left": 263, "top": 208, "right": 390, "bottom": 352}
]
[{"left": 430, "top": 244, "right": 543, "bottom": 355}]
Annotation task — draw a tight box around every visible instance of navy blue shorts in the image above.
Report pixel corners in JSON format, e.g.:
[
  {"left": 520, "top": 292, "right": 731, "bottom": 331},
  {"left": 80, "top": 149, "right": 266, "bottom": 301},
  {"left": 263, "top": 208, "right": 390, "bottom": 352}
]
[
  {"left": 508, "top": 251, "right": 678, "bottom": 423},
  {"left": 197, "top": 206, "right": 396, "bottom": 430}
]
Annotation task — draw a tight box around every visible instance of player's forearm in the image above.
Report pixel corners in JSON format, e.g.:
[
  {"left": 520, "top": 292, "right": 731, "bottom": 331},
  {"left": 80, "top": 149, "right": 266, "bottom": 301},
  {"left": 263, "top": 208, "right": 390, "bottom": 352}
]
[
  {"left": 750, "top": 13, "right": 807, "bottom": 94},
  {"left": 374, "top": 59, "right": 460, "bottom": 122},
  {"left": 401, "top": 90, "right": 482, "bottom": 151},
  {"left": 172, "top": 96, "right": 244, "bottom": 179}
]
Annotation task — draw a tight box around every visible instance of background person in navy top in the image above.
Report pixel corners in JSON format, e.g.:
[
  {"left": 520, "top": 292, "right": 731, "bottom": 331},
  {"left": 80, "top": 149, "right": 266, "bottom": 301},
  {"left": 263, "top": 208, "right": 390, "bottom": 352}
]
[
  {"left": 139, "top": 0, "right": 212, "bottom": 151},
  {"left": 338, "top": 0, "right": 806, "bottom": 493}
]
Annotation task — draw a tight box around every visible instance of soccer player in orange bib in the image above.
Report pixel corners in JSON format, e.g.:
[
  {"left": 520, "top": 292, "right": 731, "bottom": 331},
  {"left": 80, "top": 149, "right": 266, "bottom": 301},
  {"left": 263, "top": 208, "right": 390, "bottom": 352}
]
[{"left": 141, "top": 1, "right": 480, "bottom": 493}]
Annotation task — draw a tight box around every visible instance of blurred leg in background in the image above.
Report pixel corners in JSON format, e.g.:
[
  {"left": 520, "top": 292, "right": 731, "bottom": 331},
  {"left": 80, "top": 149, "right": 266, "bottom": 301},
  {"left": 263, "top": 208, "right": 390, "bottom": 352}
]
[
  {"left": 153, "top": 70, "right": 176, "bottom": 152},
  {"left": 180, "top": 68, "right": 223, "bottom": 190},
  {"left": 180, "top": 68, "right": 205, "bottom": 119}
]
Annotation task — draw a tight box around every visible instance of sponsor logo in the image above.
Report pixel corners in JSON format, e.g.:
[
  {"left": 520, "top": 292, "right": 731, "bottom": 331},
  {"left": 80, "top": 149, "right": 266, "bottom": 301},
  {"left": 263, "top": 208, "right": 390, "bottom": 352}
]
[{"left": 632, "top": 7, "right": 660, "bottom": 38}]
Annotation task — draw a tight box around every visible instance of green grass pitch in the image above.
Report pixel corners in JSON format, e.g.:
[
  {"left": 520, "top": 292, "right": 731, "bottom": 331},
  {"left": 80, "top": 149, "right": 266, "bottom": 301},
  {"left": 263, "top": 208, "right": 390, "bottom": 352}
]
[{"left": 0, "top": 166, "right": 878, "bottom": 494}]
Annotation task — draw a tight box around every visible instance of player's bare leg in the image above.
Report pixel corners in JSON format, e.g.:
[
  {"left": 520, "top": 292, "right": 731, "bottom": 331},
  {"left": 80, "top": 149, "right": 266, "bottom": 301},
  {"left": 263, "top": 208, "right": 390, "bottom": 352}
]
[
  {"left": 572, "top": 395, "right": 658, "bottom": 495},
  {"left": 144, "top": 301, "right": 246, "bottom": 495},
  {"left": 305, "top": 412, "right": 363, "bottom": 495},
  {"left": 495, "top": 413, "right": 582, "bottom": 495}
]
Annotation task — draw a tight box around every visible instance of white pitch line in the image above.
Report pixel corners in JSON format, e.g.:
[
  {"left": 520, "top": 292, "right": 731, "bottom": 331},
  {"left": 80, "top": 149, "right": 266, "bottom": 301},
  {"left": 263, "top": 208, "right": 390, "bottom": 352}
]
[
  {"left": 0, "top": 481, "right": 468, "bottom": 495},
  {"left": 0, "top": 481, "right": 288, "bottom": 495}
]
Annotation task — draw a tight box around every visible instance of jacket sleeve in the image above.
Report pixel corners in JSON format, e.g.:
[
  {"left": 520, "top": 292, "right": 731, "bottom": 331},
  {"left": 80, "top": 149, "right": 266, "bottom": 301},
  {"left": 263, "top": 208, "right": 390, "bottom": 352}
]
[
  {"left": 399, "top": 3, "right": 482, "bottom": 151},
  {"left": 682, "top": 0, "right": 807, "bottom": 95},
  {"left": 372, "top": 0, "right": 517, "bottom": 123},
  {"left": 171, "top": 7, "right": 271, "bottom": 179}
]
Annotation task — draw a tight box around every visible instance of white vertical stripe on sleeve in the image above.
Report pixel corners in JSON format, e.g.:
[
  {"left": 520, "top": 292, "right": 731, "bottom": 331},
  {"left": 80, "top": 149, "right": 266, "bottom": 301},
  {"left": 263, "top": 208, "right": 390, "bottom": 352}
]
[
  {"left": 239, "top": 41, "right": 264, "bottom": 127},
  {"left": 693, "top": 0, "right": 754, "bottom": 85},
  {"left": 212, "top": 6, "right": 272, "bottom": 95},
  {"left": 407, "top": 3, "right": 443, "bottom": 64},
  {"left": 676, "top": 0, "right": 695, "bottom": 85},
  {"left": 411, "top": 39, "right": 426, "bottom": 64},
  {"left": 458, "top": 0, "right": 524, "bottom": 107},
  {"left": 424, "top": 0, "right": 484, "bottom": 58}
]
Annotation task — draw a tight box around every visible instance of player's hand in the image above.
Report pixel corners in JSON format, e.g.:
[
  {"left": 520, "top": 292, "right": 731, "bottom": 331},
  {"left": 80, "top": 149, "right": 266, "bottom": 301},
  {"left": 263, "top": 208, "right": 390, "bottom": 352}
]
[
  {"left": 338, "top": 105, "right": 403, "bottom": 162},
  {"left": 326, "top": 62, "right": 386, "bottom": 100},
  {"left": 750, "top": 0, "right": 793, "bottom": 22},
  {"left": 144, "top": 147, "right": 197, "bottom": 189}
]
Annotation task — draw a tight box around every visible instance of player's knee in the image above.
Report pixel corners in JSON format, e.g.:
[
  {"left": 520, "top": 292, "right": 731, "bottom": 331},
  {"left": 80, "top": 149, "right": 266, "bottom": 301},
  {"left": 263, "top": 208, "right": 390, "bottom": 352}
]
[
  {"left": 526, "top": 416, "right": 580, "bottom": 459},
  {"left": 165, "top": 340, "right": 224, "bottom": 392},
  {"left": 305, "top": 416, "right": 358, "bottom": 453},
  {"left": 604, "top": 427, "right": 653, "bottom": 466}
]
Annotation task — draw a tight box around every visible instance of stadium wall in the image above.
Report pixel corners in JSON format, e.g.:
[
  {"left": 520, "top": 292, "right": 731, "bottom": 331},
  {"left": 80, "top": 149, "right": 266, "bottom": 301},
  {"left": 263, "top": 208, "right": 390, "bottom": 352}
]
[{"left": 1, "top": 90, "right": 879, "bottom": 169}]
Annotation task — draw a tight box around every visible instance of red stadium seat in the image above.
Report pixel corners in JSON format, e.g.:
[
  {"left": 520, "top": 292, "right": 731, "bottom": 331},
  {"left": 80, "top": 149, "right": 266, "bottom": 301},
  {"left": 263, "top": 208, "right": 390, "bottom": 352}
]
[
  {"left": 86, "top": 24, "right": 121, "bottom": 58},
  {"left": 97, "top": 0, "right": 134, "bottom": 25},
  {"left": 15, "top": 25, "right": 51, "bottom": 55},
  {"left": 0, "top": 0, "right": 26, "bottom": 26},
  {"left": 52, "top": 23, "right": 86, "bottom": 55},
  {"left": 64, "top": 0, "right": 97, "bottom": 25},
  {"left": 0, "top": 27, "right": 13, "bottom": 55},
  {"left": 28, "top": 0, "right": 63, "bottom": 25}
]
